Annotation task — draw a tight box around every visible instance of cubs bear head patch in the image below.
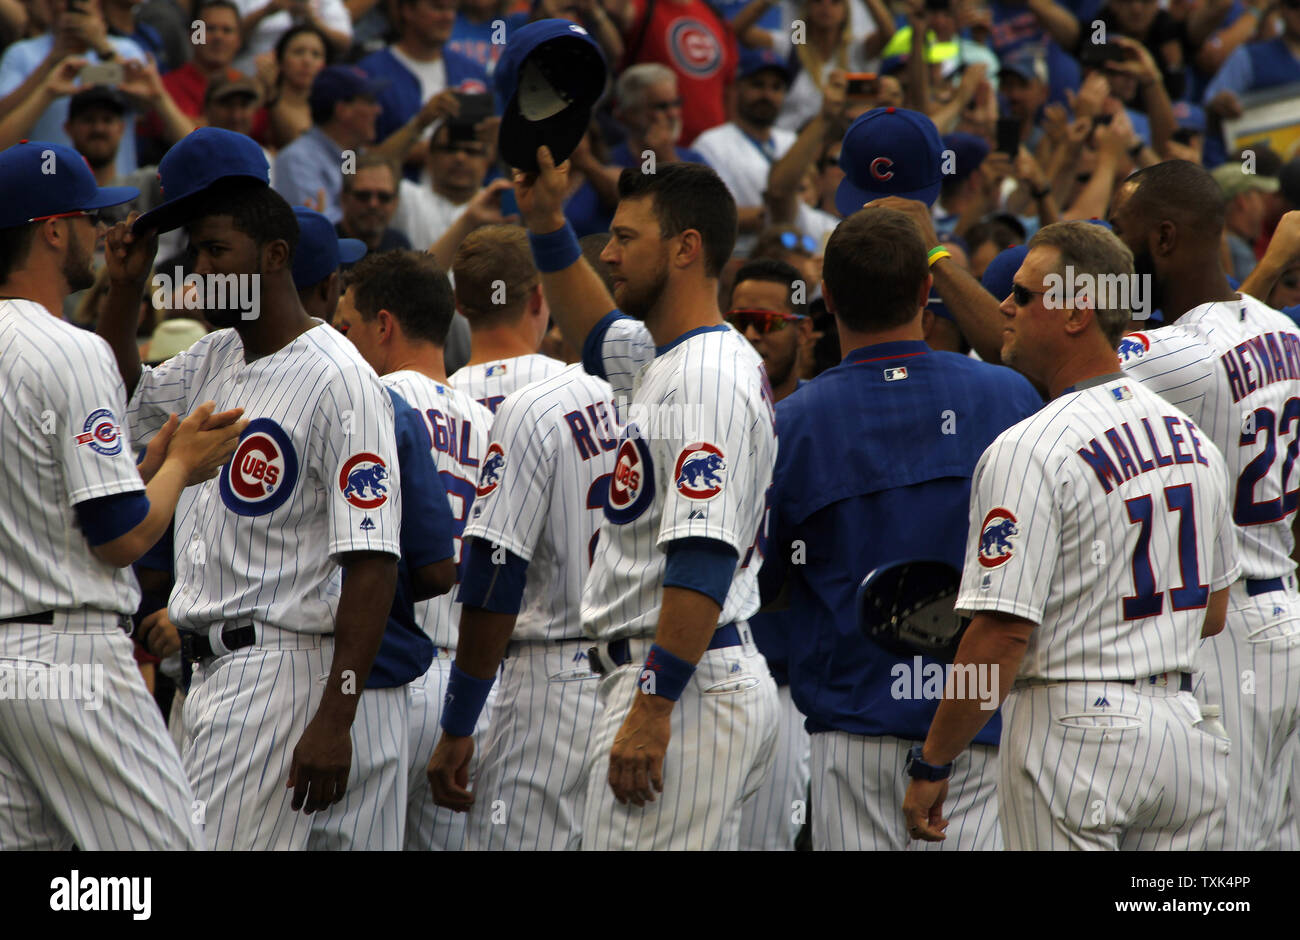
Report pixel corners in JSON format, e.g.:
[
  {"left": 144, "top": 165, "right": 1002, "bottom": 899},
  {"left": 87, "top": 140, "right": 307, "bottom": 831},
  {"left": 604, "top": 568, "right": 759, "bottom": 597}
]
[
  {"left": 339, "top": 452, "right": 389, "bottom": 510},
  {"left": 674, "top": 442, "right": 726, "bottom": 500},
  {"left": 1118, "top": 333, "right": 1149, "bottom": 362},
  {"left": 477, "top": 442, "right": 505, "bottom": 497},
  {"left": 977, "top": 508, "right": 1018, "bottom": 568}
]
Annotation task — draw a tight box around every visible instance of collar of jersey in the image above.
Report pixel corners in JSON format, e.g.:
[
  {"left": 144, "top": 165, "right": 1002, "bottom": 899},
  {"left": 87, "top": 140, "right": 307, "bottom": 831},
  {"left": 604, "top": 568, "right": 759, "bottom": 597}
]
[
  {"left": 655, "top": 324, "right": 732, "bottom": 357},
  {"left": 843, "top": 340, "right": 931, "bottom": 365}
]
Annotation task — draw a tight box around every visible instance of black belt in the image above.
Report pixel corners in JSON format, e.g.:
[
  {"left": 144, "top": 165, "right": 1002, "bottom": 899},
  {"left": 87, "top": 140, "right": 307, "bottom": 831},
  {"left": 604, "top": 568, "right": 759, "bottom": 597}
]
[
  {"left": 588, "top": 623, "right": 743, "bottom": 678},
  {"left": 179, "top": 623, "right": 258, "bottom": 691},
  {"left": 0, "top": 611, "right": 54, "bottom": 625},
  {"left": 1246, "top": 577, "right": 1286, "bottom": 596},
  {"left": 1116, "top": 671, "right": 1193, "bottom": 693}
]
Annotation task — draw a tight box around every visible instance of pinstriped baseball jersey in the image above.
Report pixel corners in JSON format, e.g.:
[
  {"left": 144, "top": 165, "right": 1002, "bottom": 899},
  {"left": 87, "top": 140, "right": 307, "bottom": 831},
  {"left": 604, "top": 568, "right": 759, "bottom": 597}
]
[
  {"left": 0, "top": 300, "right": 144, "bottom": 616},
  {"left": 448, "top": 353, "right": 566, "bottom": 414},
  {"left": 381, "top": 369, "right": 491, "bottom": 648},
  {"left": 463, "top": 364, "right": 619, "bottom": 641},
  {"left": 125, "top": 323, "right": 401, "bottom": 633},
  {"left": 956, "top": 376, "right": 1239, "bottom": 679},
  {"left": 1119, "top": 294, "right": 1300, "bottom": 578},
  {"left": 581, "top": 313, "right": 777, "bottom": 642}
]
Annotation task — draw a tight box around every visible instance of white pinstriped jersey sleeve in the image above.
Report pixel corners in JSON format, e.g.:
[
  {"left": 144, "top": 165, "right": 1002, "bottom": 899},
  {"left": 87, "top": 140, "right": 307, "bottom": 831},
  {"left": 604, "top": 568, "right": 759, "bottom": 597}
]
[
  {"left": 587, "top": 315, "right": 657, "bottom": 400},
  {"left": 464, "top": 365, "right": 619, "bottom": 641},
  {"left": 0, "top": 300, "right": 143, "bottom": 616},
  {"left": 957, "top": 378, "right": 1238, "bottom": 680},
  {"left": 448, "top": 353, "right": 566, "bottom": 413},
  {"left": 1121, "top": 295, "right": 1300, "bottom": 578}
]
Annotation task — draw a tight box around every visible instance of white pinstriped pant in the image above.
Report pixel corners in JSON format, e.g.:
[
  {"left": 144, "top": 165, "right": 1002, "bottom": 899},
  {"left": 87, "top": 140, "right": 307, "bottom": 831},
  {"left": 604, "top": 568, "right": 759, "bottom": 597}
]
[
  {"left": 738, "top": 683, "right": 811, "bottom": 851},
  {"left": 465, "top": 638, "right": 601, "bottom": 851},
  {"left": 810, "top": 731, "right": 1001, "bottom": 851},
  {"left": 0, "top": 616, "right": 201, "bottom": 850},
  {"left": 1193, "top": 580, "right": 1300, "bottom": 850},
  {"left": 307, "top": 684, "right": 409, "bottom": 850},
  {"left": 581, "top": 632, "right": 779, "bottom": 851},
  {"left": 999, "top": 680, "right": 1228, "bottom": 850},
  {"left": 405, "top": 654, "right": 496, "bottom": 851}
]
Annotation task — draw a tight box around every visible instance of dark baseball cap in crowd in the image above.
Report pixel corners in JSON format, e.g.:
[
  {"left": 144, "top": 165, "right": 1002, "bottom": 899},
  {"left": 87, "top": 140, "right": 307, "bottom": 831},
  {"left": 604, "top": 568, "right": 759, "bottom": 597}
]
[
  {"left": 68, "top": 85, "right": 128, "bottom": 120},
  {"left": 494, "top": 18, "right": 606, "bottom": 173},
  {"left": 738, "top": 47, "right": 793, "bottom": 85},
  {"left": 998, "top": 47, "right": 1048, "bottom": 84},
  {"left": 309, "top": 65, "right": 388, "bottom": 119},
  {"left": 206, "top": 75, "right": 262, "bottom": 107},
  {"left": 291, "top": 206, "right": 365, "bottom": 290},
  {"left": 0, "top": 140, "right": 137, "bottom": 229},
  {"left": 836, "top": 107, "right": 944, "bottom": 216},
  {"left": 132, "top": 127, "right": 270, "bottom": 234},
  {"left": 980, "top": 243, "right": 1029, "bottom": 304},
  {"left": 942, "top": 132, "right": 990, "bottom": 184}
]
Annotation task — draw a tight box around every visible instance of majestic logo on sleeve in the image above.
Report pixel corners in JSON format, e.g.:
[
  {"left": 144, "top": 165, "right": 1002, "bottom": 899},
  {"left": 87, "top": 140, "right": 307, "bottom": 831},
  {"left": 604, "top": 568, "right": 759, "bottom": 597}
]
[
  {"left": 674, "top": 443, "right": 726, "bottom": 500},
  {"left": 220, "top": 418, "right": 298, "bottom": 516},
  {"left": 76, "top": 408, "right": 122, "bottom": 456},
  {"left": 605, "top": 423, "right": 655, "bottom": 524},
  {"left": 668, "top": 17, "right": 723, "bottom": 78},
  {"left": 476, "top": 442, "right": 505, "bottom": 497},
  {"left": 339, "top": 452, "right": 390, "bottom": 510},
  {"left": 977, "top": 508, "right": 1019, "bottom": 568},
  {"left": 1118, "top": 333, "right": 1150, "bottom": 362}
]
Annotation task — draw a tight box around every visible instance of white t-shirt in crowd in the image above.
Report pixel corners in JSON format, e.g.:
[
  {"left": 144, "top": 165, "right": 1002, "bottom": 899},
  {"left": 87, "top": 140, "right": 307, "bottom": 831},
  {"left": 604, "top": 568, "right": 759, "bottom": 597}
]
[{"left": 394, "top": 179, "right": 469, "bottom": 250}]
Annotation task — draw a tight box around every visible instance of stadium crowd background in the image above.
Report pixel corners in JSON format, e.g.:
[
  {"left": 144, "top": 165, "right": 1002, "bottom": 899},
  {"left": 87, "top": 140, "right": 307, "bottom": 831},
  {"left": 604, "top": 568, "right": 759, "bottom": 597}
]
[{"left": 4, "top": 0, "right": 1300, "bottom": 773}]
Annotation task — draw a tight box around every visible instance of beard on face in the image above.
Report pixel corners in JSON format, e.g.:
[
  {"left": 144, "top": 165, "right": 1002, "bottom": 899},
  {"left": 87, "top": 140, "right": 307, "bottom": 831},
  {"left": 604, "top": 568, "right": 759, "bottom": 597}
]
[
  {"left": 739, "top": 97, "right": 779, "bottom": 128},
  {"left": 1130, "top": 244, "right": 1164, "bottom": 316},
  {"left": 764, "top": 338, "right": 799, "bottom": 389},
  {"left": 61, "top": 221, "right": 96, "bottom": 293},
  {"left": 615, "top": 252, "right": 670, "bottom": 321}
]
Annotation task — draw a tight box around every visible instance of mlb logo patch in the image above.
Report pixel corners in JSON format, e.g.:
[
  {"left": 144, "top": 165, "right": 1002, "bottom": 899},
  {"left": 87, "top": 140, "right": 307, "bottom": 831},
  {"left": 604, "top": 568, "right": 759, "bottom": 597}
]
[
  {"left": 1111, "top": 385, "right": 1133, "bottom": 401},
  {"left": 485, "top": 363, "right": 507, "bottom": 377},
  {"left": 884, "top": 367, "right": 908, "bottom": 382}
]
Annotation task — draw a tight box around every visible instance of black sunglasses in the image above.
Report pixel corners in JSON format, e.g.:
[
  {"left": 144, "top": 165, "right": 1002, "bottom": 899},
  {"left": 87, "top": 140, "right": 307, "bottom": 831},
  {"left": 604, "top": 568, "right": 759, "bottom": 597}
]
[
  {"left": 1011, "top": 282, "right": 1048, "bottom": 306},
  {"left": 349, "top": 189, "right": 395, "bottom": 204}
]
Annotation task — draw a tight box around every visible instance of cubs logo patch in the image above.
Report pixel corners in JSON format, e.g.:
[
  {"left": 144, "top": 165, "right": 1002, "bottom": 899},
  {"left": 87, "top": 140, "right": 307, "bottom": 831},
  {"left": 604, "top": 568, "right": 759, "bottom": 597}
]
[
  {"left": 977, "top": 508, "right": 1019, "bottom": 568},
  {"left": 220, "top": 418, "right": 298, "bottom": 516},
  {"left": 605, "top": 423, "right": 655, "bottom": 524},
  {"left": 339, "top": 452, "right": 389, "bottom": 510},
  {"left": 76, "top": 408, "right": 122, "bottom": 456},
  {"left": 674, "top": 442, "right": 726, "bottom": 500},
  {"left": 1118, "top": 332, "right": 1150, "bottom": 362},
  {"left": 477, "top": 442, "right": 505, "bottom": 497},
  {"left": 668, "top": 17, "right": 722, "bottom": 78},
  {"left": 870, "top": 156, "right": 894, "bottom": 181}
]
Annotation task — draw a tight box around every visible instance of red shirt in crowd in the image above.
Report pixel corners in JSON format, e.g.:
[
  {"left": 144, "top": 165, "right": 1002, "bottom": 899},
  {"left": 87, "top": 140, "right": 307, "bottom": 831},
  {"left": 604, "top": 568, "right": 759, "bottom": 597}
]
[{"left": 623, "top": 0, "right": 737, "bottom": 145}]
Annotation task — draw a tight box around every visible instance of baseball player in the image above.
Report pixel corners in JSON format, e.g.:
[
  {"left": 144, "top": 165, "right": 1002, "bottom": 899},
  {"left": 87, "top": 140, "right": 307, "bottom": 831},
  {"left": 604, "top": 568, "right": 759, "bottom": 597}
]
[
  {"left": 516, "top": 153, "right": 779, "bottom": 850},
  {"left": 1109, "top": 160, "right": 1300, "bottom": 850},
  {"left": 759, "top": 209, "right": 1043, "bottom": 852},
  {"left": 0, "top": 140, "right": 243, "bottom": 851},
  {"left": 726, "top": 257, "right": 815, "bottom": 851},
  {"left": 426, "top": 358, "right": 618, "bottom": 850},
  {"left": 98, "top": 129, "right": 403, "bottom": 851},
  {"left": 446, "top": 224, "right": 566, "bottom": 413},
  {"left": 333, "top": 249, "right": 494, "bottom": 851},
  {"left": 904, "top": 221, "right": 1238, "bottom": 851}
]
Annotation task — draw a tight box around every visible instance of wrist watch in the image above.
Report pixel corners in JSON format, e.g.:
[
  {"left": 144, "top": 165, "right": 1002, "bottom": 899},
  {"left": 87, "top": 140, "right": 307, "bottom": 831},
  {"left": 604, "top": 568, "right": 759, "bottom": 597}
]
[{"left": 905, "top": 744, "right": 953, "bottom": 781}]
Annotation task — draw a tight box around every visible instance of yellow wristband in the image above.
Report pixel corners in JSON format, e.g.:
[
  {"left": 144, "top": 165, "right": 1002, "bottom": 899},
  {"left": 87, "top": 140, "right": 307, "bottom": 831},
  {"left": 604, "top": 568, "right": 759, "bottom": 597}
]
[{"left": 927, "top": 247, "right": 952, "bottom": 266}]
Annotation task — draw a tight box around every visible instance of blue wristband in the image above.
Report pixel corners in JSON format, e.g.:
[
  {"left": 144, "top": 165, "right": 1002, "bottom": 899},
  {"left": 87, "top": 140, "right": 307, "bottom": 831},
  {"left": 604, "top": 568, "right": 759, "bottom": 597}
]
[
  {"left": 440, "top": 662, "right": 495, "bottom": 737},
  {"left": 640, "top": 643, "right": 696, "bottom": 702},
  {"left": 528, "top": 221, "right": 582, "bottom": 273}
]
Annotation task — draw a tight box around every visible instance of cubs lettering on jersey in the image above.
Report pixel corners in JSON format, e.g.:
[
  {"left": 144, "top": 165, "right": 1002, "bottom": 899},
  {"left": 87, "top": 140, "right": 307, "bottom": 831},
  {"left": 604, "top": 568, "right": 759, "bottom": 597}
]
[{"left": 449, "top": 354, "right": 566, "bottom": 414}]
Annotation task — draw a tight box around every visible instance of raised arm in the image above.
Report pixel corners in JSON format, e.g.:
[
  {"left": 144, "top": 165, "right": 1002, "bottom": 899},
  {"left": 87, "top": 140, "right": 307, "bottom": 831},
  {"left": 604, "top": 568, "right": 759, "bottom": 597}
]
[{"left": 100, "top": 216, "right": 159, "bottom": 397}]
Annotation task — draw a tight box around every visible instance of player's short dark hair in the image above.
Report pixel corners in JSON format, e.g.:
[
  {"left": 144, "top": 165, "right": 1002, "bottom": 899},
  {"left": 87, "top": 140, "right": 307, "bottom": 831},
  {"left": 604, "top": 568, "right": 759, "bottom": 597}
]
[
  {"left": 0, "top": 222, "right": 39, "bottom": 284},
  {"left": 730, "top": 257, "right": 808, "bottom": 316},
  {"left": 616, "top": 163, "right": 737, "bottom": 278},
  {"left": 579, "top": 232, "right": 617, "bottom": 295},
  {"left": 349, "top": 249, "right": 455, "bottom": 345},
  {"left": 823, "top": 208, "right": 929, "bottom": 331},
  {"left": 187, "top": 178, "right": 300, "bottom": 260},
  {"left": 196, "top": 0, "right": 241, "bottom": 23},
  {"left": 1123, "top": 159, "right": 1226, "bottom": 237},
  {"left": 452, "top": 224, "right": 539, "bottom": 328}
]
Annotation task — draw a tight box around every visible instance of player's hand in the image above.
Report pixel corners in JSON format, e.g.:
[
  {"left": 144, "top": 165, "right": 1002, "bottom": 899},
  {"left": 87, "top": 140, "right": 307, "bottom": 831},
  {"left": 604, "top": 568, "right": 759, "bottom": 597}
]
[
  {"left": 166, "top": 401, "right": 248, "bottom": 485},
  {"left": 104, "top": 212, "right": 159, "bottom": 288},
  {"left": 138, "top": 608, "right": 180, "bottom": 658},
  {"left": 287, "top": 715, "right": 352, "bottom": 814},
  {"left": 607, "top": 692, "right": 672, "bottom": 807},
  {"left": 138, "top": 412, "right": 178, "bottom": 483},
  {"left": 863, "top": 195, "right": 941, "bottom": 247},
  {"left": 512, "top": 145, "right": 569, "bottom": 235},
  {"left": 463, "top": 177, "right": 519, "bottom": 229},
  {"left": 427, "top": 732, "right": 475, "bottom": 812},
  {"left": 902, "top": 777, "right": 950, "bottom": 842}
]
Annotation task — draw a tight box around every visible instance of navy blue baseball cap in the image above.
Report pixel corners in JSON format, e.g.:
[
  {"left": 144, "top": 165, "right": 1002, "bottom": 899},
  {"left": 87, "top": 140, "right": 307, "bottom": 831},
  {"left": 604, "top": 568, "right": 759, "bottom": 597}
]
[
  {"left": 942, "top": 132, "right": 990, "bottom": 184},
  {"left": 309, "top": 65, "right": 388, "bottom": 120},
  {"left": 0, "top": 140, "right": 138, "bottom": 230},
  {"left": 738, "top": 48, "right": 793, "bottom": 85},
  {"left": 291, "top": 207, "right": 365, "bottom": 290},
  {"left": 980, "top": 243, "right": 1028, "bottom": 304},
  {"left": 494, "top": 18, "right": 606, "bottom": 174},
  {"left": 836, "top": 107, "right": 944, "bottom": 216},
  {"left": 132, "top": 127, "right": 270, "bottom": 234}
]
